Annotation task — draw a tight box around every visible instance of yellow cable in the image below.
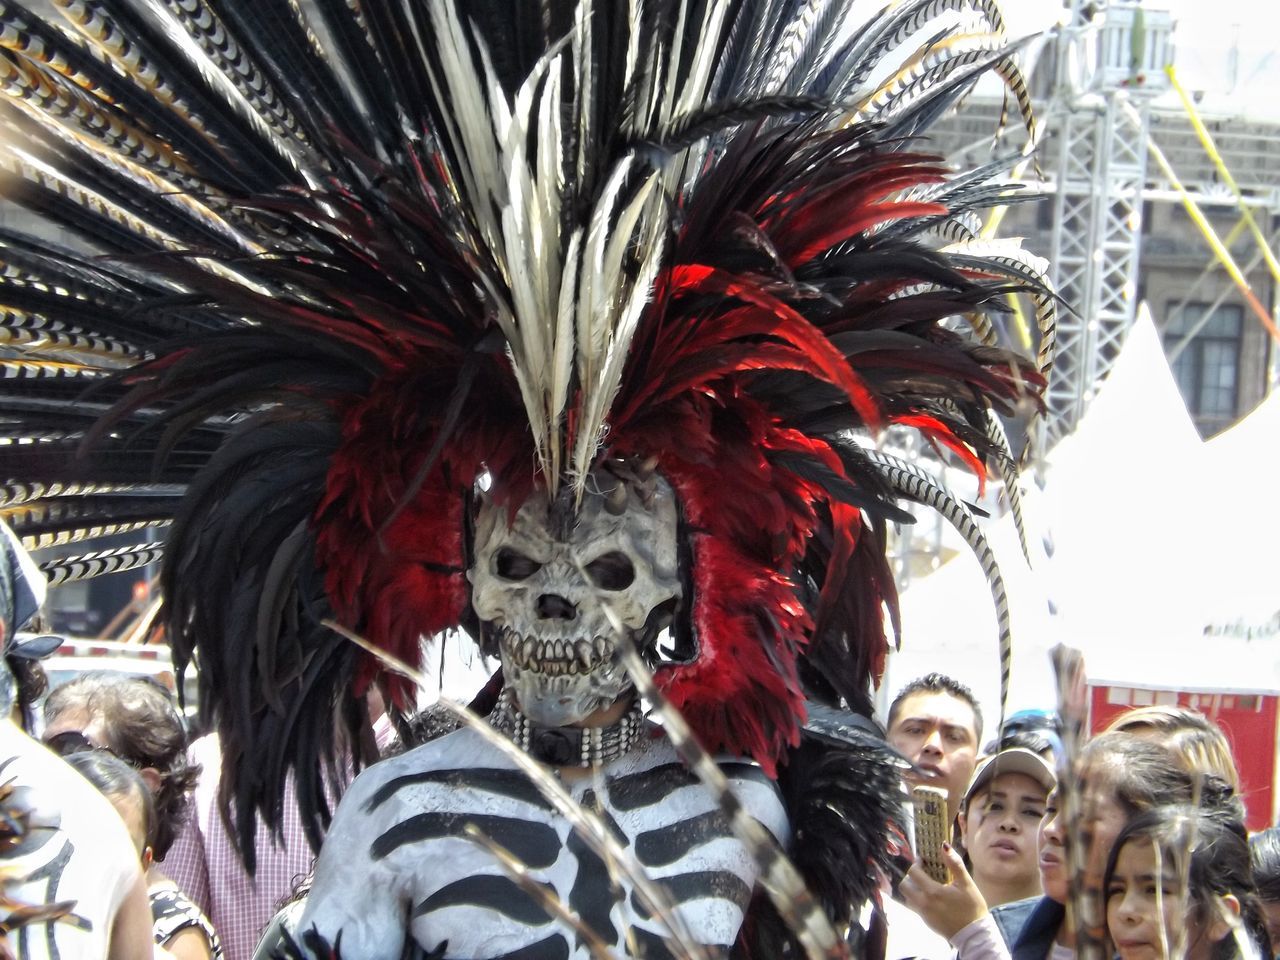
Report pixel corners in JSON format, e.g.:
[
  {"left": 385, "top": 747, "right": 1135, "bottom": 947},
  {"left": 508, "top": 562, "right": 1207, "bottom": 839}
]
[
  {"left": 981, "top": 144, "right": 1041, "bottom": 349},
  {"left": 1123, "top": 100, "right": 1278, "bottom": 341},
  {"left": 1166, "top": 65, "right": 1280, "bottom": 284}
]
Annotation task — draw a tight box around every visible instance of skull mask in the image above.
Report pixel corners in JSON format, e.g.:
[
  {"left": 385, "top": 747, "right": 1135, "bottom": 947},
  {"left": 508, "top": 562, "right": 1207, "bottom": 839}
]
[{"left": 469, "top": 467, "right": 682, "bottom": 727}]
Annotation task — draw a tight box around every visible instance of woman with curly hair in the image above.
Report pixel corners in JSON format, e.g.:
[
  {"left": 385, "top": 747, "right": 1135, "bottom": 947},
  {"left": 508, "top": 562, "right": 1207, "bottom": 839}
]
[
  {"left": 43, "top": 673, "right": 200, "bottom": 862},
  {"left": 43, "top": 672, "right": 216, "bottom": 959}
]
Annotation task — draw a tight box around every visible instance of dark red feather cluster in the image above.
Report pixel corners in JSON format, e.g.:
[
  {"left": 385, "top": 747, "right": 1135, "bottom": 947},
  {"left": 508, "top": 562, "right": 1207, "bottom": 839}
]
[{"left": 297, "top": 130, "right": 1041, "bottom": 773}]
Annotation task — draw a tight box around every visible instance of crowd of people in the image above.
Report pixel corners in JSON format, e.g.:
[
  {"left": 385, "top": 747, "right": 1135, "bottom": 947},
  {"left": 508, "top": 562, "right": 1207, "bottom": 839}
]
[
  {"left": 4, "top": 647, "right": 1279, "bottom": 960},
  {"left": 883, "top": 672, "right": 1278, "bottom": 960},
  {"left": 0, "top": 527, "right": 1274, "bottom": 960},
  {"left": 0, "top": 0, "right": 1191, "bottom": 955}
]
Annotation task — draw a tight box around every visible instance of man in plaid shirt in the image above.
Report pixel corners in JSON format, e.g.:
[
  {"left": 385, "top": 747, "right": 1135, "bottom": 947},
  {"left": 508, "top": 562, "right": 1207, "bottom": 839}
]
[
  {"left": 164, "top": 733, "right": 321, "bottom": 960},
  {"left": 165, "top": 714, "right": 397, "bottom": 960}
]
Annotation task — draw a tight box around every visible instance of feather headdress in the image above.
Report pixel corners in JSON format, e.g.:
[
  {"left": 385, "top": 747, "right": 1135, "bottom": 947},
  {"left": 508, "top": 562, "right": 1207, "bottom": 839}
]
[{"left": 0, "top": 0, "right": 1053, "bottom": 893}]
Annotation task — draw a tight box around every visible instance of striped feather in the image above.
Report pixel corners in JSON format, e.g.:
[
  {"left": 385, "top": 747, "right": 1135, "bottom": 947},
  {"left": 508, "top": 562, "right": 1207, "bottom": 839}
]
[
  {"left": 983, "top": 407, "right": 1033, "bottom": 566},
  {"left": 0, "top": 481, "right": 181, "bottom": 508},
  {"left": 151, "top": 0, "right": 313, "bottom": 156},
  {"left": 14, "top": 517, "right": 170, "bottom": 551},
  {"left": 944, "top": 238, "right": 1058, "bottom": 382},
  {"left": 864, "top": 449, "right": 1012, "bottom": 725},
  {"left": 39, "top": 540, "right": 164, "bottom": 584},
  {"left": 0, "top": 4, "right": 1051, "bottom": 954}
]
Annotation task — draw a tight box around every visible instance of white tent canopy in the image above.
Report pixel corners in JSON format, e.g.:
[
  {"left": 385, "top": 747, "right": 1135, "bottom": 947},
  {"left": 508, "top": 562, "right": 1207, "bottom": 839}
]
[{"left": 889, "top": 311, "right": 1279, "bottom": 726}]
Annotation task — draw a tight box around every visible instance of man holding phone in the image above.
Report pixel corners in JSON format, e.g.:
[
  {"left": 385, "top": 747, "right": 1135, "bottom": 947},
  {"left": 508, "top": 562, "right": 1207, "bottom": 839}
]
[
  {"left": 880, "top": 674, "right": 985, "bottom": 959},
  {"left": 887, "top": 673, "right": 984, "bottom": 822}
]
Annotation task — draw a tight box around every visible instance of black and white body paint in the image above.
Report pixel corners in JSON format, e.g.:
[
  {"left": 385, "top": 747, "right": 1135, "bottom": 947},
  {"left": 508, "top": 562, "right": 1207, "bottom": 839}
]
[{"left": 295, "top": 726, "right": 787, "bottom": 959}]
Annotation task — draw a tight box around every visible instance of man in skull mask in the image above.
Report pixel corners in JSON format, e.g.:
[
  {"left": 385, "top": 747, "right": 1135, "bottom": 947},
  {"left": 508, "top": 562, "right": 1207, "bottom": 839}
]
[
  {"left": 0, "top": 0, "right": 1052, "bottom": 957},
  {"left": 296, "top": 468, "right": 791, "bottom": 958}
]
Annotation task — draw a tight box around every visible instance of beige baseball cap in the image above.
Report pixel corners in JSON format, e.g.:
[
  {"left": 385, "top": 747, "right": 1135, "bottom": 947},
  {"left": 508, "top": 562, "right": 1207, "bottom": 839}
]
[{"left": 963, "top": 747, "right": 1056, "bottom": 806}]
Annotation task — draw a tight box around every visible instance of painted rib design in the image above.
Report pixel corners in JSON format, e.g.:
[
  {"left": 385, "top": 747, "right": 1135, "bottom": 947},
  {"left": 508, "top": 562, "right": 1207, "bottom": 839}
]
[
  {"left": 613, "top": 643, "right": 844, "bottom": 960},
  {"left": 608, "top": 762, "right": 769, "bottom": 812},
  {"left": 371, "top": 812, "right": 560, "bottom": 866},
  {"left": 364, "top": 767, "right": 556, "bottom": 814},
  {"left": 630, "top": 871, "right": 753, "bottom": 920},
  {"left": 413, "top": 875, "right": 553, "bottom": 926},
  {"left": 564, "top": 795, "right": 620, "bottom": 949},
  {"left": 636, "top": 810, "right": 731, "bottom": 868},
  {"left": 348, "top": 740, "right": 764, "bottom": 960}
]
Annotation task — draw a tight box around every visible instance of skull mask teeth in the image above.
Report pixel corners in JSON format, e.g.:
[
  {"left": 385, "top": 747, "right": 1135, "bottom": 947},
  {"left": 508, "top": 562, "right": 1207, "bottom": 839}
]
[{"left": 469, "top": 467, "right": 682, "bottom": 727}]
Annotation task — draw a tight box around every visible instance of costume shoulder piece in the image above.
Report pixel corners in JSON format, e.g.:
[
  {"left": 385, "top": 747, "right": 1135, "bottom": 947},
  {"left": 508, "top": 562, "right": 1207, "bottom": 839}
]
[{"left": 0, "top": 0, "right": 1052, "bottom": 910}]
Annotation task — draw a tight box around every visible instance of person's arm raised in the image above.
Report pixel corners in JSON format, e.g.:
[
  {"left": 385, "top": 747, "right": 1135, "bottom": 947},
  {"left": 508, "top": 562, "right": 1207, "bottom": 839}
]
[{"left": 898, "top": 843, "right": 1010, "bottom": 960}]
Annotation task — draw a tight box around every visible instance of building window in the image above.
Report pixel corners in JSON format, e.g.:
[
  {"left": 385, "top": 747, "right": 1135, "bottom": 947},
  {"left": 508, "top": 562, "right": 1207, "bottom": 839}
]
[{"left": 1163, "top": 301, "right": 1242, "bottom": 430}]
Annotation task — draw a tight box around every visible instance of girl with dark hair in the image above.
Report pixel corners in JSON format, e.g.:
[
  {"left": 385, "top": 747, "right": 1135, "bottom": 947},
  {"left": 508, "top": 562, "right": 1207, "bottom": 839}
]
[
  {"left": 64, "top": 751, "right": 157, "bottom": 860},
  {"left": 65, "top": 750, "right": 223, "bottom": 960},
  {"left": 1248, "top": 828, "right": 1280, "bottom": 956},
  {"left": 1106, "top": 806, "right": 1269, "bottom": 960}
]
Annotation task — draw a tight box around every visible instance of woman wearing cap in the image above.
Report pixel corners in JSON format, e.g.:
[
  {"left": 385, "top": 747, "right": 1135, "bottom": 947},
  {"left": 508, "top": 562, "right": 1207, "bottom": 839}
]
[
  {"left": 959, "top": 748, "right": 1055, "bottom": 909},
  {"left": 895, "top": 748, "right": 1054, "bottom": 960}
]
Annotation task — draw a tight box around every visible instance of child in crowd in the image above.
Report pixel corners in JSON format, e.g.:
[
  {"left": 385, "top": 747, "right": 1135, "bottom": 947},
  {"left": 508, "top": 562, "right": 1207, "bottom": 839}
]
[
  {"left": 898, "top": 732, "right": 1229, "bottom": 960},
  {"left": 1249, "top": 828, "right": 1280, "bottom": 957},
  {"left": 1105, "top": 805, "right": 1269, "bottom": 960},
  {"left": 65, "top": 749, "right": 223, "bottom": 960}
]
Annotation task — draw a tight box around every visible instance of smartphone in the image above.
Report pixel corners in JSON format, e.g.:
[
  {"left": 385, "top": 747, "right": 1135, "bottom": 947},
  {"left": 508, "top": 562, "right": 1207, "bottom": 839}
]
[{"left": 911, "top": 784, "right": 950, "bottom": 883}]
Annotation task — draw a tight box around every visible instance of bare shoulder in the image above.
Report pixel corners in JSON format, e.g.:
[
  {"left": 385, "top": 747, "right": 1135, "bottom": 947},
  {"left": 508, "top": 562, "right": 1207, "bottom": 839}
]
[
  {"left": 334, "top": 726, "right": 520, "bottom": 824},
  {"left": 604, "top": 731, "right": 788, "bottom": 842}
]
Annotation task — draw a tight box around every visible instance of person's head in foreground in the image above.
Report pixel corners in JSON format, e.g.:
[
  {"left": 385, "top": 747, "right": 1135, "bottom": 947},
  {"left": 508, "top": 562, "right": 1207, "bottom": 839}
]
[
  {"left": 887, "top": 672, "right": 983, "bottom": 818},
  {"left": 1105, "top": 805, "right": 1269, "bottom": 960},
  {"left": 1105, "top": 704, "right": 1242, "bottom": 794},
  {"left": 959, "top": 746, "right": 1055, "bottom": 907},
  {"left": 1039, "top": 732, "right": 1228, "bottom": 907},
  {"left": 63, "top": 750, "right": 156, "bottom": 868}
]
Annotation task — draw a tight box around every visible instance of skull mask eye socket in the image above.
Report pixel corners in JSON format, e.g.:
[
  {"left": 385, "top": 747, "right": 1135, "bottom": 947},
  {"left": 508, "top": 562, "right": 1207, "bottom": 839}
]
[
  {"left": 495, "top": 547, "right": 542, "bottom": 581},
  {"left": 584, "top": 551, "right": 635, "bottom": 591}
]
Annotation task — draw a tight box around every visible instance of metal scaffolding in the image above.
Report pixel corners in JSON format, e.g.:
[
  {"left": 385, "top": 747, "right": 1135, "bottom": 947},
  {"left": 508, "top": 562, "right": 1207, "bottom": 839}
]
[{"left": 1043, "top": 1, "right": 1173, "bottom": 443}]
